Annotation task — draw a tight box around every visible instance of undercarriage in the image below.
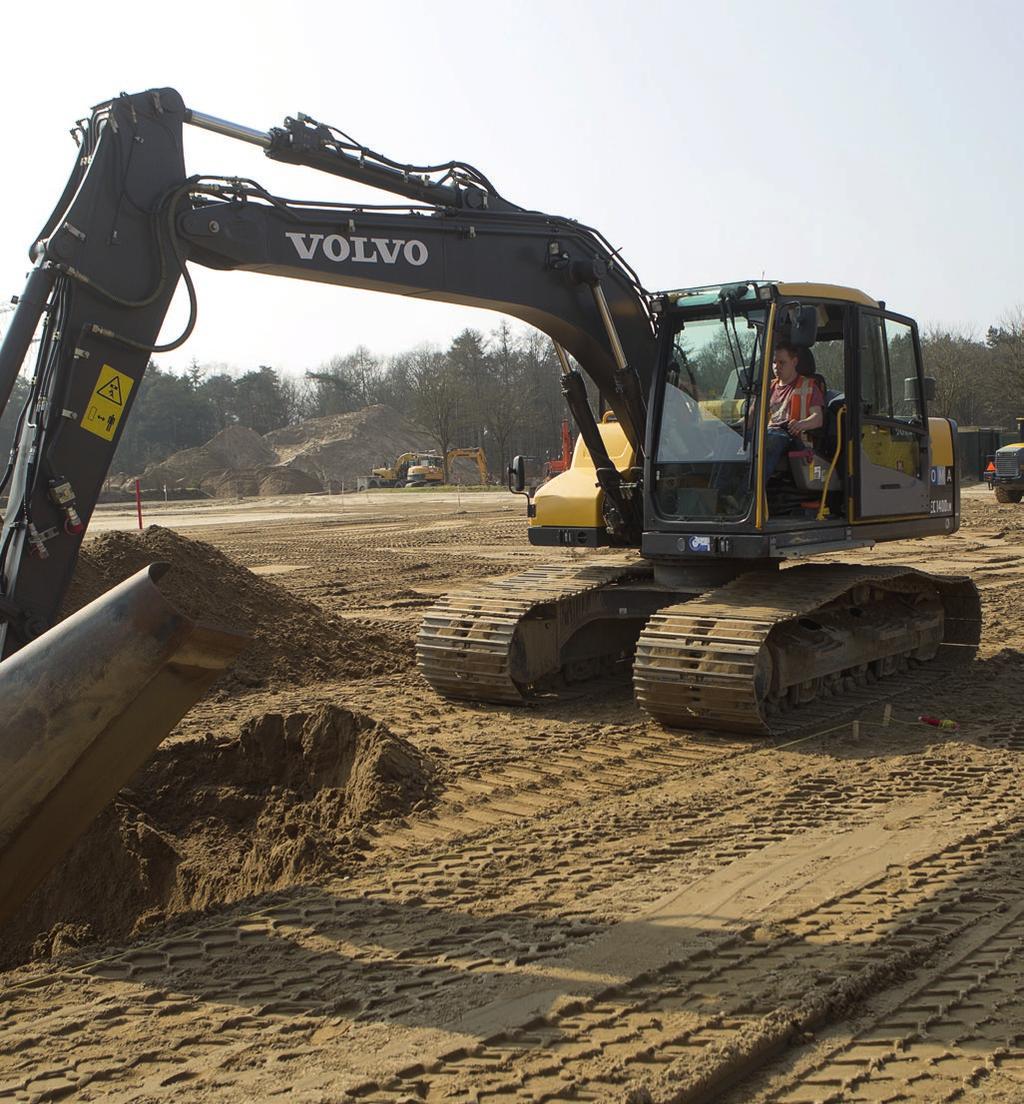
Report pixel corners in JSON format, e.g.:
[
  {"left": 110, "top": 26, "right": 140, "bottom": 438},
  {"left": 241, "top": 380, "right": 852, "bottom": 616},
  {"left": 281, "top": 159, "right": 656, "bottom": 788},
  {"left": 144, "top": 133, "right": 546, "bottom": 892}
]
[{"left": 416, "top": 559, "right": 981, "bottom": 734}]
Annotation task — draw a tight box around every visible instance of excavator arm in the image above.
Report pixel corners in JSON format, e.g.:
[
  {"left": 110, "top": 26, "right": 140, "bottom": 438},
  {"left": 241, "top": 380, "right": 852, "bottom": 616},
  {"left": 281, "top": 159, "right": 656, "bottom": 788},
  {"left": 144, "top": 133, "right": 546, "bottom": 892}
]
[
  {"left": 0, "top": 86, "right": 656, "bottom": 923},
  {"left": 0, "top": 87, "right": 656, "bottom": 654}
]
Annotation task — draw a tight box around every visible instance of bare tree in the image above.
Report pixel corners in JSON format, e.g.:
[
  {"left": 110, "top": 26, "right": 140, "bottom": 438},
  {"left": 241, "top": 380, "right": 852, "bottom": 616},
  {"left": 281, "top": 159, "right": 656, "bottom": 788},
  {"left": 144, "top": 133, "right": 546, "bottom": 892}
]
[
  {"left": 481, "top": 321, "right": 535, "bottom": 472},
  {"left": 409, "top": 344, "right": 464, "bottom": 480},
  {"left": 987, "top": 306, "right": 1024, "bottom": 408},
  {"left": 517, "top": 330, "right": 565, "bottom": 460},
  {"left": 922, "top": 325, "right": 999, "bottom": 426}
]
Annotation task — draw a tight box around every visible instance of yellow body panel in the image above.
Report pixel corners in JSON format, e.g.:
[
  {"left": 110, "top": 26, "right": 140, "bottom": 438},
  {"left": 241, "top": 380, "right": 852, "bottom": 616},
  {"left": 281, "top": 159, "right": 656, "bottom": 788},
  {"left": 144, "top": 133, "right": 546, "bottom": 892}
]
[
  {"left": 929, "top": 418, "right": 955, "bottom": 467},
  {"left": 700, "top": 398, "right": 744, "bottom": 422},
  {"left": 531, "top": 421, "right": 635, "bottom": 529},
  {"left": 775, "top": 282, "right": 879, "bottom": 307},
  {"left": 997, "top": 442, "right": 1024, "bottom": 454},
  {"left": 407, "top": 464, "right": 443, "bottom": 484},
  {"left": 861, "top": 424, "right": 919, "bottom": 473}
]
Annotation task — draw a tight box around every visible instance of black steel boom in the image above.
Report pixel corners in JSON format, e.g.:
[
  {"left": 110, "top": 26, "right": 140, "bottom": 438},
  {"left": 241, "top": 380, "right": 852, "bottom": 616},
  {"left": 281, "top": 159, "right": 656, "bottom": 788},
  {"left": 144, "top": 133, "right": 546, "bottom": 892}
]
[{"left": 0, "top": 88, "right": 656, "bottom": 655}]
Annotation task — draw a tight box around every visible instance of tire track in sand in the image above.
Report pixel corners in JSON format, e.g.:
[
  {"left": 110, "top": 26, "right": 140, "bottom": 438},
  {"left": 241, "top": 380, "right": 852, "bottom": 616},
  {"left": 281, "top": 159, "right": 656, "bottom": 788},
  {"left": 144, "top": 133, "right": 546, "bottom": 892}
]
[
  {"left": 0, "top": 733, "right": 1020, "bottom": 1101},
  {"left": 350, "top": 799, "right": 1024, "bottom": 1102}
]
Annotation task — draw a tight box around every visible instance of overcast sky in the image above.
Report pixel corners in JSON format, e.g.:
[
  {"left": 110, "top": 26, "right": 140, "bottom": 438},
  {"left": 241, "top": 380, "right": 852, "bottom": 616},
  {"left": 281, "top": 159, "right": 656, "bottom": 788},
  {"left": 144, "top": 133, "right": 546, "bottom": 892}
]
[{"left": 0, "top": 0, "right": 1020, "bottom": 377}]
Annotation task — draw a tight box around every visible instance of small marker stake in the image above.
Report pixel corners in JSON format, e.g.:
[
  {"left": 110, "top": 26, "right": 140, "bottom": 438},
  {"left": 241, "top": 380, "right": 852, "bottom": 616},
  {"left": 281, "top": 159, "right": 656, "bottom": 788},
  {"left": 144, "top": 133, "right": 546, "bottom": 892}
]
[{"left": 883, "top": 704, "right": 892, "bottom": 727}]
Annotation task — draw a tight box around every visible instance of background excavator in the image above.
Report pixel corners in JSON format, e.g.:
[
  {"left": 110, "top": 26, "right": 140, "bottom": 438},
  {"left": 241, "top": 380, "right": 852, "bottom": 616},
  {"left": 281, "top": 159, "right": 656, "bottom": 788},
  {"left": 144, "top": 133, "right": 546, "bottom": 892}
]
[
  {"left": 369, "top": 451, "right": 435, "bottom": 488},
  {"left": 543, "top": 420, "right": 574, "bottom": 481},
  {"left": 406, "top": 447, "right": 490, "bottom": 487},
  {"left": 0, "top": 88, "right": 980, "bottom": 923}
]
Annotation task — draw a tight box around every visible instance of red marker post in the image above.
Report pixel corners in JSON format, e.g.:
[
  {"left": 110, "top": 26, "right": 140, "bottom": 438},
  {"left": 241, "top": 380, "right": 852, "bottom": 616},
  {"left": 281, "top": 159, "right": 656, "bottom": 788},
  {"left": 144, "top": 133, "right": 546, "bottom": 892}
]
[{"left": 135, "top": 479, "right": 143, "bottom": 530}]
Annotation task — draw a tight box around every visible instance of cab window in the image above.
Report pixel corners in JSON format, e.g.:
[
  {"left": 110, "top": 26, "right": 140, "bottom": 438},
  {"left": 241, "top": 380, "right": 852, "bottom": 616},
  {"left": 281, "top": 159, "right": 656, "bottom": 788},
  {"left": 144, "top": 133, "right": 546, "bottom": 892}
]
[
  {"left": 886, "top": 319, "right": 922, "bottom": 421},
  {"left": 859, "top": 313, "right": 923, "bottom": 423},
  {"left": 859, "top": 314, "right": 891, "bottom": 417}
]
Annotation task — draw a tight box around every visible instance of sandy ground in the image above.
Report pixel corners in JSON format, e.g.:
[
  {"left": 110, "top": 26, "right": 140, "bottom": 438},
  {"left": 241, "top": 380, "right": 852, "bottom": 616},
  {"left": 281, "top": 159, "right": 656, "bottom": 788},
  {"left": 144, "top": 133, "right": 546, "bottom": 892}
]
[
  {"left": 88, "top": 488, "right": 514, "bottom": 532},
  {"left": 4, "top": 484, "right": 1024, "bottom": 1102}
]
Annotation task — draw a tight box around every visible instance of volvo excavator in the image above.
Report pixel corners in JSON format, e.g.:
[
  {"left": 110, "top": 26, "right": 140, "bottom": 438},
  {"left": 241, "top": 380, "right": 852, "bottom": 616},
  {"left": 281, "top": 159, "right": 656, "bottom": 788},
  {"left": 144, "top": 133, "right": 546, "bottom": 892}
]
[{"left": 0, "top": 89, "right": 980, "bottom": 922}]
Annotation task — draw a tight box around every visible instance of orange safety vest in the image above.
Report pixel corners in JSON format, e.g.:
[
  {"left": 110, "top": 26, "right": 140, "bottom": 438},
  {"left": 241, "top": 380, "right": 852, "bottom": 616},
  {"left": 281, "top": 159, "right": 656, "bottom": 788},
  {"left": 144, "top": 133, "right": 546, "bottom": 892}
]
[{"left": 768, "top": 376, "right": 824, "bottom": 436}]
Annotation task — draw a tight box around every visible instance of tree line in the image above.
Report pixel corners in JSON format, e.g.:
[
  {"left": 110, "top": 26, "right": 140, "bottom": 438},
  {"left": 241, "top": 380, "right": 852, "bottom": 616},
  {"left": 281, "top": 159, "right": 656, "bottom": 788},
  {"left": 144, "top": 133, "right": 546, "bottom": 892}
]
[
  {"left": 106, "top": 320, "right": 568, "bottom": 477},
  {"left": 921, "top": 310, "right": 1024, "bottom": 429},
  {"left": 1, "top": 313, "right": 1022, "bottom": 481}
]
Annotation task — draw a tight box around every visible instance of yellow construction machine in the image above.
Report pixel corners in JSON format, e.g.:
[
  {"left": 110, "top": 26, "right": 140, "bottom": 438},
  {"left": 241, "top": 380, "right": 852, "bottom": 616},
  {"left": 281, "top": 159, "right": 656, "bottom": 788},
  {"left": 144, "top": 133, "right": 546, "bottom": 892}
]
[
  {"left": 446, "top": 447, "right": 490, "bottom": 485},
  {"left": 0, "top": 89, "right": 980, "bottom": 922},
  {"left": 420, "top": 283, "right": 979, "bottom": 735},
  {"left": 982, "top": 417, "right": 1024, "bottom": 503},
  {"left": 406, "top": 447, "right": 490, "bottom": 487},
  {"left": 369, "top": 451, "right": 440, "bottom": 488}
]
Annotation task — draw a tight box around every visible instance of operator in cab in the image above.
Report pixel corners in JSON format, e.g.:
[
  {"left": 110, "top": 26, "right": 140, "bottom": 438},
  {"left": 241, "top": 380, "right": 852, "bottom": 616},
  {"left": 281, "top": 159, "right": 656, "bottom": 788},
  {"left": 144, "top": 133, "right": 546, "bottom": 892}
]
[{"left": 761, "top": 342, "right": 824, "bottom": 476}]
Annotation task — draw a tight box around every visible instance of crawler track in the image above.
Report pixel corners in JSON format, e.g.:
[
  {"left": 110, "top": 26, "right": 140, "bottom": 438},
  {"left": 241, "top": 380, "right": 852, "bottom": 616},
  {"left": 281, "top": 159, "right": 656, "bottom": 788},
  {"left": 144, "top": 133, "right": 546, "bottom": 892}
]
[
  {"left": 416, "top": 557, "right": 653, "bottom": 702},
  {"left": 419, "top": 558, "right": 980, "bottom": 736},
  {"left": 634, "top": 563, "right": 981, "bottom": 734}
]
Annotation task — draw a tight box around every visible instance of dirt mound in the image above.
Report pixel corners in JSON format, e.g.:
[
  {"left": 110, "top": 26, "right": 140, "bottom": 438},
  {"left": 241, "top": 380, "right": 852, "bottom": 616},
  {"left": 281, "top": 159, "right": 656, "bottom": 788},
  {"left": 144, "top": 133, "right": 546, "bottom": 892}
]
[
  {"left": 138, "top": 425, "right": 277, "bottom": 491},
  {"left": 449, "top": 455, "right": 487, "bottom": 485},
  {"left": 137, "top": 407, "right": 433, "bottom": 495},
  {"left": 256, "top": 465, "right": 323, "bottom": 496},
  {"left": 1, "top": 705, "right": 439, "bottom": 969},
  {"left": 197, "top": 467, "right": 262, "bottom": 498},
  {"left": 265, "top": 405, "right": 434, "bottom": 489},
  {"left": 198, "top": 464, "right": 323, "bottom": 498},
  {"left": 64, "top": 527, "right": 412, "bottom": 689}
]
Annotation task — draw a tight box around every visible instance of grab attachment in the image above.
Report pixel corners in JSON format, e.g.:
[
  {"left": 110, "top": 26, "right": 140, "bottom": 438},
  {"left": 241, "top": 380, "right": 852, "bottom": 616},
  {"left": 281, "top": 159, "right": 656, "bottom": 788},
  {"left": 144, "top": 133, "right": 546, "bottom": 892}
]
[{"left": 0, "top": 564, "right": 247, "bottom": 926}]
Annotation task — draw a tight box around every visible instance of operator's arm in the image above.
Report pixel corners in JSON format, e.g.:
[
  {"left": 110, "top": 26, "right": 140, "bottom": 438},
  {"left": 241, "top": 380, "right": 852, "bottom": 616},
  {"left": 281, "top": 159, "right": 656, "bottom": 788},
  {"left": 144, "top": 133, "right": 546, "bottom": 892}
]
[{"left": 790, "top": 405, "right": 823, "bottom": 435}]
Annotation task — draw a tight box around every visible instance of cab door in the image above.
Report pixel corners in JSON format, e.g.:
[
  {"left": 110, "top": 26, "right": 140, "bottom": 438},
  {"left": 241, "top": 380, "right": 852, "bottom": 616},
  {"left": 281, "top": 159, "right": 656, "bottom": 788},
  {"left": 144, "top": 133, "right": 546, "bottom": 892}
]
[{"left": 853, "top": 310, "right": 930, "bottom": 519}]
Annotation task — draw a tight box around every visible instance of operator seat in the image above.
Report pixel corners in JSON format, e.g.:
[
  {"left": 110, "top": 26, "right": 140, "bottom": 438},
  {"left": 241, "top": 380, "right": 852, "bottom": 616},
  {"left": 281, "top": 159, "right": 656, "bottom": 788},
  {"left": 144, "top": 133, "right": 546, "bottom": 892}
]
[{"left": 781, "top": 388, "right": 846, "bottom": 514}]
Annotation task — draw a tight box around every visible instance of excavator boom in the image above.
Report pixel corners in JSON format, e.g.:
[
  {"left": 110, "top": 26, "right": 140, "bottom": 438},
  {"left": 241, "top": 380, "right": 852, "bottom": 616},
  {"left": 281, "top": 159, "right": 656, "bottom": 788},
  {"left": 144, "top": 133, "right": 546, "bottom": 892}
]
[
  {"left": 0, "top": 88, "right": 655, "bottom": 655},
  {"left": 0, "top": 88, "right": 658, "bottom": 919}
]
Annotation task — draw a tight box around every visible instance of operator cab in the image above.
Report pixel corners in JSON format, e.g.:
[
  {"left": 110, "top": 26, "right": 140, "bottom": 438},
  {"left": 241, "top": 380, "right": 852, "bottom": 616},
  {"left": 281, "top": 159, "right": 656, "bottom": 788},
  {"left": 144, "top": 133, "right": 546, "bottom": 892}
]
[{"left": 644, "top": 280, "right": 947, "bottom": 557}]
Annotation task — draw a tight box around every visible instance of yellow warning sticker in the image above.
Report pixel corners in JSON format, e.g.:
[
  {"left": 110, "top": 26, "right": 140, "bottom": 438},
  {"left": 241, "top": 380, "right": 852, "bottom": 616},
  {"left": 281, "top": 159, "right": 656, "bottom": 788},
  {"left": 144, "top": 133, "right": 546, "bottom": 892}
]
[{"left": 82, "top": 364, "right": 134, "bottom": 441}]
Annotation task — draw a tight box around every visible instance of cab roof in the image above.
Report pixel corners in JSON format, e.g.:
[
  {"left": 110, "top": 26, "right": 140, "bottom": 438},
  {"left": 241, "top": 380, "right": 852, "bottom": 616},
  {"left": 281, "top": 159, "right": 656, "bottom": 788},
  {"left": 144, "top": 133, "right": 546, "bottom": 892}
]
[
  {"left": 776, "top": 282, "right": 878, "bottom": 306},
  {"left": 660, "top": 280, "right": 879, "bottom": 309}
]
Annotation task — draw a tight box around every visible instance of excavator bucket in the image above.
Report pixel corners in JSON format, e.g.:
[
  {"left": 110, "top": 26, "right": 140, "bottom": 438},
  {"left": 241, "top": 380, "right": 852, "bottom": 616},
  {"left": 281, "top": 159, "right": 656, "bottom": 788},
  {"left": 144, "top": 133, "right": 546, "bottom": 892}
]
[{"left": 0, "top": 564, "right": 246, "bottom": 927}]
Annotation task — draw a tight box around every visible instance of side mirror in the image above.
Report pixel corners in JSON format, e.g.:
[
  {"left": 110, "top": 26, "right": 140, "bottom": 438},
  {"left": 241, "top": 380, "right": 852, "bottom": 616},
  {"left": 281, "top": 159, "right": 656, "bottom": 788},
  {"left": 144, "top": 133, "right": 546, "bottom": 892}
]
[
  {"left": 906, "top": 376, "right": 936, "bottom": 402},
  {"left": 508, "top": 455, "right": 527, "bottom": 494},
  {"left": 788, "top": 304, "right": 819, "bottom": 347}
]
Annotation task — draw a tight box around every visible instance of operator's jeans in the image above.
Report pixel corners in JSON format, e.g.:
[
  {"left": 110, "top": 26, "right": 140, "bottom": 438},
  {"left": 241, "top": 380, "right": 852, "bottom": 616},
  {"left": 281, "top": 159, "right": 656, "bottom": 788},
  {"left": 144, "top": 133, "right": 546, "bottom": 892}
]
[{"left": 763, "top": 428, "right": 795, "bottom": 478}]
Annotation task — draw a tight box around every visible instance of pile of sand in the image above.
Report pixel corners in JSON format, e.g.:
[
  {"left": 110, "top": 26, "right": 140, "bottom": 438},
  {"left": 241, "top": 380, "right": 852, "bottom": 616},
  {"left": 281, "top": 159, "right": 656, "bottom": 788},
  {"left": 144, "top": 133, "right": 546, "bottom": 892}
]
[
  {"left": 199, "top": 465, "right": 323, "bottom": 498},
  {"left": 1, "top": 704, "right": 439, "bottom": 969},
  {"left": 265, "top": 405, "right": 435, "bottom": 490},
  {"left": 449, "top": 454, "right": 489, "bottom": 485},
  {"left": 64, "top": 527, "right": 413, "bottom": 689},
  {"left": 138, "top": 425, "right": 276, "bottom": 491},
  {"left": 136, "top": 405, "right": 438, "bottom": 496}
]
